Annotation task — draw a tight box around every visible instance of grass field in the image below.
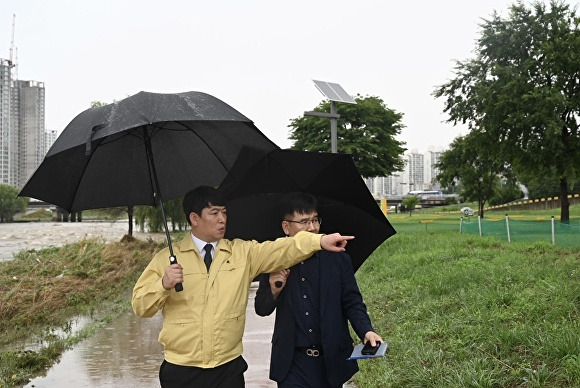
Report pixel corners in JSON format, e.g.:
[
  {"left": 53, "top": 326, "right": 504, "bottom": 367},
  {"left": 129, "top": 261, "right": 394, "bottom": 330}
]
[
  {"left": 385, "top": 205, "right": 580, "bottom": 248},
  {"left": 353, "top": 230, "right": 579, "bottom": 387}
]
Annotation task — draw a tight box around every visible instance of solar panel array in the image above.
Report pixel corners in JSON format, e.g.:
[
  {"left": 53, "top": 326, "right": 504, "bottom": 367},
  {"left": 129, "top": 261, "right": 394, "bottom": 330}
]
[{"left": 312, "top": 80, "right": 356, "bottom": 104}]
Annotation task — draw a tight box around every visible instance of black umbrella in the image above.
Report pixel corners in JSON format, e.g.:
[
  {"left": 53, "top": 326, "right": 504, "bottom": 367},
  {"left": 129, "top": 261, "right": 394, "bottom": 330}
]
[
  {"left": 20, "top": 91, "right": 278, "bottom": 290},
  {"left": 219, "top": 148, "right": 396, "bottom": 272}
]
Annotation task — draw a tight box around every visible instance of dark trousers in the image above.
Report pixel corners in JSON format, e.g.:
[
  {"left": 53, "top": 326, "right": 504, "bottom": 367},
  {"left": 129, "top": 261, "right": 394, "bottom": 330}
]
[
  {"left": 159, "top": 356, "right": 247, "bottom": 388},
  {"left": 278, "top": 350, "right": 339, "bottom": 388}
]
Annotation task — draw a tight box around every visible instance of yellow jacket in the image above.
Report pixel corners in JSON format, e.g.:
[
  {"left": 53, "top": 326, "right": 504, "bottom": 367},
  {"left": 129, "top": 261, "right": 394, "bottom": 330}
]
[{"left": 132, "top": 230, "right": 322, "bottom": 368}]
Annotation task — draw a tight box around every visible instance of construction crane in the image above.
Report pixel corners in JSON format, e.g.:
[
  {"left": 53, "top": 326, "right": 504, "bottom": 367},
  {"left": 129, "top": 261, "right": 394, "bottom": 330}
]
[
  {"left": 8, "top": 14, "right": 16, "bottom": 67},
  {"left": 7, "top": 14, "right": 17, "bottom": 79}
]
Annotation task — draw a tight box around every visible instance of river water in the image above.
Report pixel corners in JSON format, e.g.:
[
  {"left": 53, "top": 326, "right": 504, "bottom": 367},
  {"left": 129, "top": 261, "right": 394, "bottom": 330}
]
[
  {"left": 0, "top": 220, "right": 161, "bottom": 262},
  {"left": 1, "top": 221, "right": 276, "bottom": 387}
]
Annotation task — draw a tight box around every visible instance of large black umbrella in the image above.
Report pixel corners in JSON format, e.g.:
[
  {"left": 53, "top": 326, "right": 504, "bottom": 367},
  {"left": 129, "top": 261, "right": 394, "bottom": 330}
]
[
  {"left": 219, "top": 148, "right": 396, "bottom": 272},
  {"left": 20, "top": 91, "right": 279, "bottom": 290}
]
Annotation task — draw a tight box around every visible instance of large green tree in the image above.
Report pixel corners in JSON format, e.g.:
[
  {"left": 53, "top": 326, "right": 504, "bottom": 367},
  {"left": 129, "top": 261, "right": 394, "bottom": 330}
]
[
  {"left": 0, "top": 184, "right": 28, "bottom": 222},
  {"left": 434, "top": 0, "right": 580, "bottom": 222},
  {"left": 518, "top": 166, "right": 580, "bottom": 198},
  {"left": 436, "top": 133, "right": 509, "bottom": 217},
  {"left": 288, "top": 95, "right": 406, "bottom": 177}
]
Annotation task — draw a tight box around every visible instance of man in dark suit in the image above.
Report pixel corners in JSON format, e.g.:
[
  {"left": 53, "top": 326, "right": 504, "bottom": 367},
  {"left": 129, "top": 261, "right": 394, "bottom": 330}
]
[{"left": 254, "top": 192, "right": 383, "bottom": 387}]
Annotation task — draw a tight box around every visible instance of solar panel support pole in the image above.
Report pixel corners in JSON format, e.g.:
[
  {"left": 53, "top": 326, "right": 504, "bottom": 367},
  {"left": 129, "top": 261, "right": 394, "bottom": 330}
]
[
  {"left": 308, "top": 80, "right": 357, "bottom": 154},
  {"left": 304, "top": 108, "right": 340, "bottom": 153},
  {"left": 330, "top": 101, "right": 338, "bottom": 153},
  {"left": 303, "top": 111, "right": 340, "bottom": 119}
]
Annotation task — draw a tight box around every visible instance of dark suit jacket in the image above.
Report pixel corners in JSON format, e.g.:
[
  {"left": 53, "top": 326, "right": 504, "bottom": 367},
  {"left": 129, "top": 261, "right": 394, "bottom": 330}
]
[{"left": 254, "top": 251, "right": 374, "bottom": 387}]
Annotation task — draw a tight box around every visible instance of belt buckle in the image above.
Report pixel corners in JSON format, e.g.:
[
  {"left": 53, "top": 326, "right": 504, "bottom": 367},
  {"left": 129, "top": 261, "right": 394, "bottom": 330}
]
[{"left": 306, "top": 348, "right": 320, "bottom": 357}]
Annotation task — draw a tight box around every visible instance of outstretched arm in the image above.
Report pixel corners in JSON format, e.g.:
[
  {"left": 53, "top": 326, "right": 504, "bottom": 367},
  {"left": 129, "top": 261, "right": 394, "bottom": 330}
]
[{"left": 320, "top": 233, "right": 354, "bottom": 252}]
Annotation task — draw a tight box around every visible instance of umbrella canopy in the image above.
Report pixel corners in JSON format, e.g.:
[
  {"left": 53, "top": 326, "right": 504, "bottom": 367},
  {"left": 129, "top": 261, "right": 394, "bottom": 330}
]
[
  {"left": 20, "top": 91, "right": 279, "bottom": 212},
  {"left": 20, "top": 91, "right": 279, "bottom": 291},
  {"left": 219, "top": 148, "right": 396, "bottom": 272}
]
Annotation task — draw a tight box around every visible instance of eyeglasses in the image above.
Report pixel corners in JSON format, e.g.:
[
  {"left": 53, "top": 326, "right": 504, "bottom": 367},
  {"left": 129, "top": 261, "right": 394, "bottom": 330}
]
[{"left": 284, "top": 217, "right": 322, "bottom": 227}]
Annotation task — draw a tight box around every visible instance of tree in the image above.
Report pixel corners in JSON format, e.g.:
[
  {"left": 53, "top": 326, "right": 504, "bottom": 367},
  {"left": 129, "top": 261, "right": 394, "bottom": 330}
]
[
  {"left": 134, "top": 198, "right": 186, "bottom": 233},
  {"left": 401, "top": 196, "right": 419, "bottom": 216},
  {"left": 0, "top": 184, "right": 28, "bottom": 222},
  {"left": 434, "top": 1, "right": 580, "bottom": 222},
  {"left": 435, "top": 133, "right": 508, "bottom": 217},
  {"left": 135, "top": 205, "right": 164, "bottom": 233},
  {"left": 164, "top": 198, "right": 187, "bottom": 231},
  {"left": 289, "top": 95, "right": 407, "bottom": 177},
  {"left": 489, "top": 175, "right": 524, "bottom": 206},
  {"left": 517, "top": 166, "right": 580, "bottom": 199}
]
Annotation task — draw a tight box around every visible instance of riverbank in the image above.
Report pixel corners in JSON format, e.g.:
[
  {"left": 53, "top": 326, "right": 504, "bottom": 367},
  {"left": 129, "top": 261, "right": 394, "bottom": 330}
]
[
  {"left": 0, "top": 220, "right": 163, "bottom": 263},
  {"left": 0, "top": 222, "right": 281, "bottom": 387},
  {"left": 0, "top": 234, "right": 166, "bottom": 387}
]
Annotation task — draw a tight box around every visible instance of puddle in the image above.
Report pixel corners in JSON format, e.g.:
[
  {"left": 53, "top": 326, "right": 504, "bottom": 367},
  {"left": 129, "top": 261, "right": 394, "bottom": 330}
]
[
  {"left": 24, "top": 285, "right": 277, "bottom": 387},
  {"left": 25, "top": 310, "right": 164, "bottom": 387},
  {"left": 21, "top": 316, "right": 93, "bottom": 352}
]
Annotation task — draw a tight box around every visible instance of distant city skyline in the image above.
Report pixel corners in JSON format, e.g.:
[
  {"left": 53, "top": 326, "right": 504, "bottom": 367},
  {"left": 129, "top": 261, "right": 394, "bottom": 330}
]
[{"left": 364, "top": 147, "right": 445, "bottom": 198}]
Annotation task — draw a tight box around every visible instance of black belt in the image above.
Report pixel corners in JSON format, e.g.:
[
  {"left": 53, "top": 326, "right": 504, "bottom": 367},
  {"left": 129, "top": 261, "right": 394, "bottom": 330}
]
[{"left": 295, "top": 347, "right": 323, "bottom": 357}]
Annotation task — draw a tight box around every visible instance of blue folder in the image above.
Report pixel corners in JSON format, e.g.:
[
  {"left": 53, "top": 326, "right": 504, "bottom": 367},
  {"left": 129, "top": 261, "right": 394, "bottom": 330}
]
[{"left": 347, "top": 342, "right": 388, "bottom": 360}]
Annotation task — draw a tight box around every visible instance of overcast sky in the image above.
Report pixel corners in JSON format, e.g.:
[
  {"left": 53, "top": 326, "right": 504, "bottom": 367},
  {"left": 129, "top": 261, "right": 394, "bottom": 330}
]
[{"left": 2, "top": 0, "right": 574, "bottom": 153}]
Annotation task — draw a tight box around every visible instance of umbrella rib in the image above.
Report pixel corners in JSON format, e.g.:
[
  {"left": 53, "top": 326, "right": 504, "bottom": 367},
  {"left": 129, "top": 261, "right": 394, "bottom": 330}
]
[{"left": 69, "top": 137, "right": 105, "bottom": 212}]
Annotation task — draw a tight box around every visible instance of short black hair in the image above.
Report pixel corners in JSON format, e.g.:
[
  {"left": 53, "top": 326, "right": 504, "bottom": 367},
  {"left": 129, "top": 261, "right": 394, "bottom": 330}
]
[
  {"left": 280, "top": 192, "right": 318, "bottom": 220},
  {"left": 182, "top": 186, "right": 226, "bottom": 225}
]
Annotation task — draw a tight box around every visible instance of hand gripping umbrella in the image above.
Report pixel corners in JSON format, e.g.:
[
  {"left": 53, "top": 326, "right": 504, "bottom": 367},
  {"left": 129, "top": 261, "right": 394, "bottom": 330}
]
[
  {"left": 19, "top": 91, "right": 279, "bottom": 291},
  {"left": 218, "top": 148, "right": 396, "bottom": 272}
]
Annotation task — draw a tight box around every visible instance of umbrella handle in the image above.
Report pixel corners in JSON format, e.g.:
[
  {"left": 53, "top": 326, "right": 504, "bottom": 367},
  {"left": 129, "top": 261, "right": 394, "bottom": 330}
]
[{"left": 169, "top": 255, "right": 184, "bottom": 292}]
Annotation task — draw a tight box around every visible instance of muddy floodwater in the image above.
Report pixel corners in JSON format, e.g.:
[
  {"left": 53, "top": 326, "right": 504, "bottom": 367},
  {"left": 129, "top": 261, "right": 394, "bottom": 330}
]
[{"left": 0, "top": 220, "right": 162, "bottom": 262}]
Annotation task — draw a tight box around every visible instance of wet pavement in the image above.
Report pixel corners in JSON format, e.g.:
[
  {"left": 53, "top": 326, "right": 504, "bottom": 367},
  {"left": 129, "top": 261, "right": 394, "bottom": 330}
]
[{"left": 25, "top": 283, "right": 276, "bottom": 387}]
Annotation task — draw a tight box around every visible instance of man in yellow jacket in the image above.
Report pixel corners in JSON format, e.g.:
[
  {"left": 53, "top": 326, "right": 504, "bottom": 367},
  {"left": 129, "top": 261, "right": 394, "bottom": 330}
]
[{"left": 132, "top": 186, "right": 354, "bottom": 387}]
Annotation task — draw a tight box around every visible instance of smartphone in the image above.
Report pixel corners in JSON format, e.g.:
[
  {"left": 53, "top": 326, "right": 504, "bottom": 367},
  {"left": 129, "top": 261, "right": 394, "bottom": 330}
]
[{"left": 361, "top": 341, "right": 381, "bottom": 355}]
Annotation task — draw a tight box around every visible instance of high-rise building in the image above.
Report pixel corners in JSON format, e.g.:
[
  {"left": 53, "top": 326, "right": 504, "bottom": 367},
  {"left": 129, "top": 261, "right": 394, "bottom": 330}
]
[
  {"left": 365, "top": 146, "right": 447, "bottom": 197},
  {"left": 45, "top": 129, "right": 57, "bottom": 153},
  {"left": 0, "top": 57, "right": 47, "bottom": 188},
  {"left": 12, "top": 80, "right": 46, "bottom": 188},
  {"left": 0, "top": 59, "right": 12, "bottom": 185},
  {"left": 425, "top": 146, "right": 444, "bottom": 189},
  {"left": 407, "top": 150, "right": 425, "bottom": 191}
]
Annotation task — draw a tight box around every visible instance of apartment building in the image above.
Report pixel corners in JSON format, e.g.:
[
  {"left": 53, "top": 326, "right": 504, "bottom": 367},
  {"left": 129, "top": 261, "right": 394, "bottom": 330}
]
[
  {"left": 0, "top": 59, "right": 11, "bottom": 185},
  {"left": 0, "top": 57, "right": 51, "bottom": 188},
  {"left": 365, "top": 147, "right": 446, "bottom": 198}
]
